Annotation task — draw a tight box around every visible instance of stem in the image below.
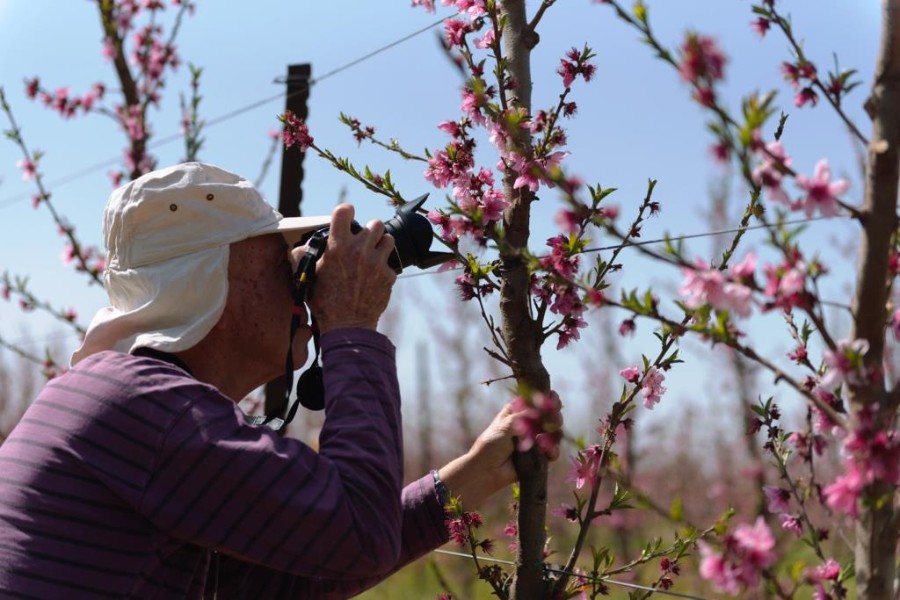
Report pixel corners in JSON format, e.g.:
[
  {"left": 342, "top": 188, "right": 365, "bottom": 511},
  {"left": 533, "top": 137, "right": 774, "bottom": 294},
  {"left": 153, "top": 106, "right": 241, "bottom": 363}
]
[
  {"left": 0, "top": 89, "right": 104, "bottom": 286},
  {"left": 768, "top": 5, "right": 869, "bottom": 146}
]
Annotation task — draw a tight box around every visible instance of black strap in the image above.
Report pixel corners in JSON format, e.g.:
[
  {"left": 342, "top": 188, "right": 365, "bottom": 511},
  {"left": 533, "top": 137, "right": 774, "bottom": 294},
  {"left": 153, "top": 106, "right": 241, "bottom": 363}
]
[{"left": 245, "top": 232, "right": 329, "bottom": 430}]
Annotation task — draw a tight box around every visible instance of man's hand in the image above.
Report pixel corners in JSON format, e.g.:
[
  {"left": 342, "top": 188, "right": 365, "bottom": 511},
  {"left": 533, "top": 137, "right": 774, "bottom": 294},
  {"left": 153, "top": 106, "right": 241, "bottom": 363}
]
[
  {"left": 438, "top": 402, "right": 563, "bottom": 510},
  {"left": 303, "top": 204, "right": 397, "bottom": 334}
]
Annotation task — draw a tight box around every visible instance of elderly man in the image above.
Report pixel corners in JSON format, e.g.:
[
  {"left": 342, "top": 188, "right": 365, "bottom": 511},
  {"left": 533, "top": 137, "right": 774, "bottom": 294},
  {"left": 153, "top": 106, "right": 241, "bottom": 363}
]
[{"left": 0, "top": 162, "right": 556, "bottom": 598}]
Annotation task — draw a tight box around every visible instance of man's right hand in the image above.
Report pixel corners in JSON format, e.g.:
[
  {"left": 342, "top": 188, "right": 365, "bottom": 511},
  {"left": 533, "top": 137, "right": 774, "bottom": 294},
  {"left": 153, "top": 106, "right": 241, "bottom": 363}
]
[{"left": 303, "top": 203, "right": 397, "bottom": 333}]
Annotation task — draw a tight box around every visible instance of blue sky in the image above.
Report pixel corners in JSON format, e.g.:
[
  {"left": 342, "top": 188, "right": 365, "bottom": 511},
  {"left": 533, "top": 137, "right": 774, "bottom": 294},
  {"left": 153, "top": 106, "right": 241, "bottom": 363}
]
[{"left": 0, "top": 2, "right": 883, "bottom": 436}]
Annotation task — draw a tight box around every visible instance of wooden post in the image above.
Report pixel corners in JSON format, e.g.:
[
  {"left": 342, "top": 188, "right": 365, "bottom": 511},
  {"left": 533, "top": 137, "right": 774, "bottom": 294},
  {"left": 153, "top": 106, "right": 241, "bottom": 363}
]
[{"left": 266, "top": 63, "right": 312, "bottom": 421}]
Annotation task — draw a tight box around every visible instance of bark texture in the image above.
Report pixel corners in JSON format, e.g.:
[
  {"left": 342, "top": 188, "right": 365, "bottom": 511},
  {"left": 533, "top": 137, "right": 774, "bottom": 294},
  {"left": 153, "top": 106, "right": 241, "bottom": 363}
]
[
  {"left": 851, "top": 1, "right": 900, "bottom": 597},
  {"left": 500, "top": 2, "right": 552, "bottom": 598}
]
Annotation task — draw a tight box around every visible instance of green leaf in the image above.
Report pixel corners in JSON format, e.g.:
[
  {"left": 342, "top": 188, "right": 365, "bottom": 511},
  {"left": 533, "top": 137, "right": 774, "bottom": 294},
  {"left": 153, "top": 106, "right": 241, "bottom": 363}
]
[
  {"left": 670, "top": 495, "right": 683, "bottom": 521},
  {"left": 633, "top": 0, "right": 647, "bottom": 23}
]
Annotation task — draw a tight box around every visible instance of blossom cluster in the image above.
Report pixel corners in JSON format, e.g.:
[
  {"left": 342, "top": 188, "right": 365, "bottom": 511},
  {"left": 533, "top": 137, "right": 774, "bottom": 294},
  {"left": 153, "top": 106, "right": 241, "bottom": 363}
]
[
  {"left": 411, "top": 0, "right": 487, "bottom": 20},
  {"left": 24, "top": 79, "right": 106, "bottom": 119},
  {"left": 677, "top": 33, "right": 727, "bottom": 107},
  {"left": 532, "top": 235, "right": 587, "bottom": 349},
  {"left": 619, "top": 365, "right": 667, "bottom": 409},
  {"left": 823, "top": 405, "right": 900, "bottom": 517},
  {"left": 279, "top": 110, "right": 314, "bottom": 152},
  {"left": 781, "top": 59, "right": 819, "bottom": 107},
  {"left": 698, "top": 517, "right": 777, "bottom": 595},
  {"left": 752, "top": 142, "right": 850, "bottom": 217},
  {"left": 558, "top": 46, "right": 597, "bottom": 89},
  {"left": 24, "top": 0, "right": 191, "bottom": 183},
  {"left": 679, "top": 252, "right": 755, "bottom": 319},
  {"left": 446, "top": 509, "right": 484, "bottom": 546},
  {"left": 566, "top": 444, "right": 602, "bottom": 491},
  {"left": 510, "top": 390, "right": 563, "bottom": 454}
]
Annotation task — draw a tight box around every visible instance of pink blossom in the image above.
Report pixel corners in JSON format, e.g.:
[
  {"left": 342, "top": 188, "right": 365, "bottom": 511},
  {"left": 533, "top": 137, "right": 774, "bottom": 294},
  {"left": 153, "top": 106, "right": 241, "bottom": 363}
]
[
  {"left": 640, "top": 367, "right": 666, "bottom": 409},
  {"left": 811, "top": 387, "right": 842, "bottom": 434},
  {"left": 730, "top": 252, "right": 756, "bottom": 280},
  {"left": 892, "top": 309, "right": 900, "bottom": 340},
  {"left": 443, "top": 18, "right": 471, "bottom": 47},
  {"left": 710, "top": 142, "right": 731, "bottom": 163},
  {"left": 821, "top": 338, "right": 869, "bottom": 389},
  {"left": 795, "top": 159, "right": 849, "bottom": 218},
  {"left": 554, "top": 208, "right": 579, "bottom": 233},
  {"left": 794, "top": 87, "right": 819, "bottom": 108},
  {"left": 410, "top": 0, "right": 435, "bottom": 11},
  {"left": 557, "top": 47, "right": 596, "bottom": 89},
  {"left": 60, "top": 243, "right": 77, "bottom": 265},
  {"left": 474, "top": 27, "right": 495, "bottom": 49},
  {"left": 732, "top": 518, "right": 775, "bottom": 566},
  {"left": 762, "top": 259, "right": 809, "bottom": 311},
  {"left": 823, "top": 468, "right": 865, "bottom": 516},
  {"left": 424, "top": 142, "right": 473, "bottom": 189},
  {"left": 279, "top": 110, "right": 314, "bottom": 151},
  {"left": 808, "top": 559, "right": 841, "bottom": 583},
  {"left": 618, "top": 318, "right": 636, "bottom": 337},
  {"left": 450, "top": 0, "right": 488, "bottom": 20},
  {"left": 763, "top": 485, "right": 790, "bottom": 513},
  {"left": 751, "top": 141, "right": 792, "bottom": 206},
  {"left": 679, "top": 260, "right": 754, "bottom": 318},
  {"left": 552, "top": 503, "right": 579, "bottom": 522},
  {"left": 698, "top": 542, "right": 740, "bottom": 595},
  {"left": 699, "top": 518, "right": 777, "bottom": 594},
  {"left": 511, "top": 157, "right": 541, "bottom": 193},
  {"left": 108, "top": 170, "right": 124, "bottom": 188},
  {"left": 510, "top": 391, "right": 563, "bottom": 454},
  {"left": 438, "top": 120, "right": 462, "bottom": 137},
  {"left": 566, "top": 445, "right": 602, "bottom": 490},
  {"left": 678, "top": 33, "right": 726, "bottom": 84},
  {"left": 101, "top": 38, "right": 116, "bottom": 61},
  {"left": 780, "top": 514, "right": 802, "bottom": 536},
  {"left": 619, "top": 366, "right": 640, "bottom": 383},
  {"left": 480, "top": 188, "right": 507, "bottom": 223},
  {"left": 460, "top": 86, "right": 493, "bottom": 125},
  {"left": 751, "top": 17, "right": 770, "bottom": 37},
  {"left": 24, "top": 78, "right": 39, "bottom": 99},
  {"left": 16, "top": 159, "right": 36, "bottom": 181}
]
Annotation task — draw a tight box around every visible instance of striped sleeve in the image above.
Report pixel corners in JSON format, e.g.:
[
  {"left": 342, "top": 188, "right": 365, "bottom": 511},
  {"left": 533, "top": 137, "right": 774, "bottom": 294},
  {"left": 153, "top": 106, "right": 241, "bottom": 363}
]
[
  {"left": 210, "top": 473, "right": 450, "bottom": 599},
  {"left": 137, "top": 328, "right": 406, "bottom": 580}
]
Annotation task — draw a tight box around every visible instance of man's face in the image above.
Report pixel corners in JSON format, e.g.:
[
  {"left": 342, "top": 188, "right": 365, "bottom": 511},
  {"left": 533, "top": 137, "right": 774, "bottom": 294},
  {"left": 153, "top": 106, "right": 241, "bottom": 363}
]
[{"left": 223, "top": 234, "right": 311, "bottom": 383}]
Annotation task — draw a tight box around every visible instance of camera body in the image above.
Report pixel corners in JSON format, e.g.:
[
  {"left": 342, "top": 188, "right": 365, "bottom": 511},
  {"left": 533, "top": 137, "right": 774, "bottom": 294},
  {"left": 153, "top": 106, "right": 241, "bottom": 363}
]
[
  {"left": 291, "top": 194, "right": 452, "bottom": 304},
  {"left": 280, "top": 194, "right": 453, "bottom": 416}
]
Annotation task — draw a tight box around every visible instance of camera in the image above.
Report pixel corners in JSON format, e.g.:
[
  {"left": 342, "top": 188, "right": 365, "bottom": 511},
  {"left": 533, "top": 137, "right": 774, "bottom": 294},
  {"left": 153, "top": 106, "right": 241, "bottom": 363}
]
[
  {"left": 292, "top": 193, "right": 453, "bottom": 304},
  {"left": 279, "top": 193, "right": 453, "bottom": 418}
]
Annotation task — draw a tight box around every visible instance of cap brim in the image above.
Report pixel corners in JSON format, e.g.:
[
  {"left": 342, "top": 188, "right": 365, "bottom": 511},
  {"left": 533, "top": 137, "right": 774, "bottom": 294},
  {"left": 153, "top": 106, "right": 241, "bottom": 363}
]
[{"left": 254, "top": 215, "right": 331, "bottom": 247}]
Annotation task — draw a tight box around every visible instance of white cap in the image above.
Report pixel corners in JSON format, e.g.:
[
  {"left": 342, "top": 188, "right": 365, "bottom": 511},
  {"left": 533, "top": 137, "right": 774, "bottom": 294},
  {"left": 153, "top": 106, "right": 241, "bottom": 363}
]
[{"left": 71, "top": 162, "right": 330, "bottom": 365}]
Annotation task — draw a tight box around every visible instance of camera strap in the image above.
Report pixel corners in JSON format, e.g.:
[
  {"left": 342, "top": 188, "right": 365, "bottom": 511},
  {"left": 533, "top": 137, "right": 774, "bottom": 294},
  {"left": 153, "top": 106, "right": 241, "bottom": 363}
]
[{"left": 245, "top": 232, "right": 328, "bottom": 430}]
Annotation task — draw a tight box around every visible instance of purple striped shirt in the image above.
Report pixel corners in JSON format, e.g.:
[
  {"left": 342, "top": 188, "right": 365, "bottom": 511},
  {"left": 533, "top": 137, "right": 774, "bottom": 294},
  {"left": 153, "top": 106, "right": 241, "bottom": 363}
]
[{"left": 0, "top": 328, "right": 448, "bottom": 598}]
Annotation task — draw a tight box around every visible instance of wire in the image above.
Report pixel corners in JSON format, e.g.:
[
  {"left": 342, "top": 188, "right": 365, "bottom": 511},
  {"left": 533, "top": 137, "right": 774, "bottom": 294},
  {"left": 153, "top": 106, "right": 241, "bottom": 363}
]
[
  {"left": 0, "top": 16, "right": 447, "bottom": 209},
  {"left": 432, "top": 549, "right": 712, "bottom": 600},
  {"left": 581, "top": 214, "right": 851, "bottom": 255},
  {"left": 396, "top": 213, "right": 854, "bottom": 280}
]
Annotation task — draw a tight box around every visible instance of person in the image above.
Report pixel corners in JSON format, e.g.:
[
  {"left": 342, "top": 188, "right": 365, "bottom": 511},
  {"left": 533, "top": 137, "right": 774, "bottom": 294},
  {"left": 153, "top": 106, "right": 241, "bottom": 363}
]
[{"left": 0, "top": 162, "right": 559, "bottom": 599}]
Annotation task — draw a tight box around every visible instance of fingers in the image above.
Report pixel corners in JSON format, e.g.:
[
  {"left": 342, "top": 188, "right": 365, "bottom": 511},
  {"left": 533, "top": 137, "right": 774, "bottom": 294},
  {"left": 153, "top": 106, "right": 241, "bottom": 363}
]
[
  {"left": 327, "top": 204, "right": 356, "bottom": 244},
  {"left": 308, "top": 204, "right": 397, "bottom": 332}
]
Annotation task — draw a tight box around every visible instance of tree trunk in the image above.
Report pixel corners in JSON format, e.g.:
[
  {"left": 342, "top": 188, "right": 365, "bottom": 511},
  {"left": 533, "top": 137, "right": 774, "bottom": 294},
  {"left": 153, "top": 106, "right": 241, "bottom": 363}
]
[
  {"left": 499, "top": 2, "right": 552, "bottom": 598},
  {"left": 851, "top": 1, "right": 900, "bottom": 597}
]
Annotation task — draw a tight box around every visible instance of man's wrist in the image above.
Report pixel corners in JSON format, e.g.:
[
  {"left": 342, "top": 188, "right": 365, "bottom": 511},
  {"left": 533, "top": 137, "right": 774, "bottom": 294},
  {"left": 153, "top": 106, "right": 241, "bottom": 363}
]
[{"left": 431, "top": 469, "right": 451, "bottom": 508}]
